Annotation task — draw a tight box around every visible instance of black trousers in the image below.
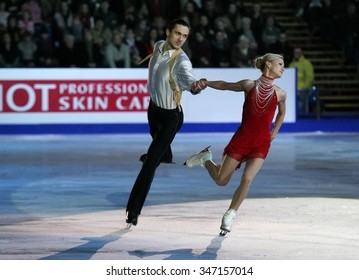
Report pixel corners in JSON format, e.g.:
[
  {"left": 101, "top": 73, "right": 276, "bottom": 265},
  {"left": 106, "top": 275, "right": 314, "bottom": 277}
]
[{"left": 126, "top": 101, "right": 183, "bottom": 216}]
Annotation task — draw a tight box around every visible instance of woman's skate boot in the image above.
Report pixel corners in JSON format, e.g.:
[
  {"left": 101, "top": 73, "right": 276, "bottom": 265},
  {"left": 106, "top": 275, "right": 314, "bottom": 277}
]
[
  {"left": 220, "top": 209, "right": 236, "bottom": 236},
  {"left": 184, "top": 146, "right": 212, "bottom": 168}
]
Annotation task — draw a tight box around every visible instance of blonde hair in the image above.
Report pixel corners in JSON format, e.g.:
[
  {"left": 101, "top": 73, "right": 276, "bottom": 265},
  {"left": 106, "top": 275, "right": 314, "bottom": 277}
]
[{"left": 254, "top": 53, "right": 283, "bottom": 72}]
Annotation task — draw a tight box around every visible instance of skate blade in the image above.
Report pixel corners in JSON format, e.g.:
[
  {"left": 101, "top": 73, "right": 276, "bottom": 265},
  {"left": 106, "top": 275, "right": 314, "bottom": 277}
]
[
  {"left": 199, "top": 145, "right": 211, "bottom": 152},
  {"left": 183, "top": 145, "right": 211, "bottom": 165},
  {"left": 219, "top": 229, "right": 229, "bottom": 236}
]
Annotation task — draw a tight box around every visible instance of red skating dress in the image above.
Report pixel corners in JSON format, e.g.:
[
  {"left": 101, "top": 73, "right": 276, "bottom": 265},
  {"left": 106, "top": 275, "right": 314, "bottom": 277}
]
[{"left": 223, "top": 80, "right": 277, "bottom": 167}]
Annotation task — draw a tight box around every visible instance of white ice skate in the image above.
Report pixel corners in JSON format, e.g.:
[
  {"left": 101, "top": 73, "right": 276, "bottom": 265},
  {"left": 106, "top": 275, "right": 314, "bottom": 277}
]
[
  {"left": 219, "top": 209, "right": 237, "bottom": 236},
  {"left": 183, "top": 145, "right": 212, "bottom": 168}
]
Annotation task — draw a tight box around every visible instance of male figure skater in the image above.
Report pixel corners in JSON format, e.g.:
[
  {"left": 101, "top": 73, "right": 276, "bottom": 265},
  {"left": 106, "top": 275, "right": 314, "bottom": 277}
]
[{"left": 126, "top": 18, "right": 206, "bottom": 226}]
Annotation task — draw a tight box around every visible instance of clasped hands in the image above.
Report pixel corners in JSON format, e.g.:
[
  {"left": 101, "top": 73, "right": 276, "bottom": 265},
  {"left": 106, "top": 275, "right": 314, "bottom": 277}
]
[{"left": 192, "top": 78, "right": 208, "bottom": 93}]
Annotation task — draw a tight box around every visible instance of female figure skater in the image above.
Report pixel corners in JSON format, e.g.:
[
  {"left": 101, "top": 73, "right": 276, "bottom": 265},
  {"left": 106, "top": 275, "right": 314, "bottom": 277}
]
[{"left": 185, "top": 53, "right": 286, "bottom": 235}]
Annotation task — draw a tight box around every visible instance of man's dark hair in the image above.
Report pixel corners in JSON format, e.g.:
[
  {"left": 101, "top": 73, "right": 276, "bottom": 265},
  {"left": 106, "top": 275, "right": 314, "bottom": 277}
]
[{"left": 167, "top": 18, "right": 190, "bottom": 32}]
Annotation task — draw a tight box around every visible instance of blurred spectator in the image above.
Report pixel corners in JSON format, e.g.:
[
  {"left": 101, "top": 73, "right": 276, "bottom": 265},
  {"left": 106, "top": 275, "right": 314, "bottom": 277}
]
[
  {"left": 338, "top": 1, "right": 359, "bottom": 65},
  {"left": 145, "top": 0, "right": 162, "bottom": 18},
  {"left": 91, "top": 17, "right": 112, "bottom": 46},
  {"left": 211, "top": 30, "right": 230, "bottom": 67},
  {"left": 17, "top": 31, "right": 37, "bottom": 66},
  {"left": 230, "top": 34, "right": 257, "bottom": 68},
  {"left": 18, "top": 10, "right": 35, "bottom": 35},
  {"left": 38, "top": 0, "right": 55, "bottom": 21},
  {"left": 125, "top": 28, "right": 144, "bottom": 67},
  {"left": 233, "top": 0, "right": 249, "bottom": 16},
  {"left": 151, "top": 15, "right": 166, "bottom": 39},
  {"left": 77, "top": 2, "right": 93, "bottom": 29},
  {"left": 52, "top": 0, "right": 74, "bottom": 47},
  {"left": 6, "top": 0, "right": 21, "bottom": 15},
  {"left": 237, "top": 16, "right": 258, "bottom": 51},
  {"left": 82, "top": 28, "right": 104, "bottom": 67},
  {"left": 213, "top": 16, "right": 234, "bottom": 43},
  {"left": 70, "top": 15, "right": 84, "bottom": 42},
  {"left": 0, "top": 1, "right": 10, "bottom": 28},
  {"left": 180, "top": 0, "right": 201, "bottom": 28},
  {"left": 226, "top": 1, "right": 243, "bottom": 31},
  {"left": 135, "top": 18, "right": 150, "bottom": 43},
  {"left": 248, "top": 2, "right": 265, "bottom": 49},
  {"left": 200, "top": 0, "right": 220, "bottom": 26},
  {"left": 21, "top": 0, "right": 42, "bottom": 25},
  {"left": 56, "top": 33, "right": 85, "bottom": 67},
  {"left": 304, "top": 0, "right": 323, "bottom": 35},
  {"left": 109, "top": 0, "right": 124, "bottom": 20},
  {"left": 261, "top": 14, "right": 281, "bottom": 53},
  {"left": 190, "top": 31, "right": 213, "bottom": 67},
  {"left": 6, "top": 14, "right": 20, "bottom": 43},
  {"left": 36, "top": 25, "right": 56, "bottom": 67},
  {"left": 132, "top": 1, "right": 150, "bottom": 20},
  {"left": 290, "top": 0, "right": 306, "bottom": 18},
  {"left": 94, "top": 0, "right": 118, "bottom": 30},
  {"left": 87, "top": 0, "right": 100, "bottom": 12},
  {"left": 145, "top": 0, "right": 181, "bottom": 21},
  {"left": 0, "top": 32, "right": 20, "bottom": 67},
  {"left": 179, "top": 15, "right": 193, "bottom": 58},
  {"left": 289, "top": 47, "right": 314, "bottom": 115},
  {"left": 123, "top": 3, "right": 138, "bottom": 30},
  {"left": 197, "top": 14, "right": 215, "bottom": 40},
  {"left": 268, "top": 32, "right": 293, "bottom": 66},
  {"left": 104, "top": 31, "right": 130, "bottom": 68},
  {"left": 180, "top": 0, "right": 202, "bottom": 9},
  {"left": 144, "top": 27, "right": 159, "bottom": 55},
  {"left": 116, "top": 22, "right": 127, "bottom": 39}
]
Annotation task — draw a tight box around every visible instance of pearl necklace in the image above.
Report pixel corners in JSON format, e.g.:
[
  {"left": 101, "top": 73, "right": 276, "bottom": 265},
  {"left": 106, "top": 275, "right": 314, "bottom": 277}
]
[{"left": 254, "top": 75, "right": 275, "bottom": 114}]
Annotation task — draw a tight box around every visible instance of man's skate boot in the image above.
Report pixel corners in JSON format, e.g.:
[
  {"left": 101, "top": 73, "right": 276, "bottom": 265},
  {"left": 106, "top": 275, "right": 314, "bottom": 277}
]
[
  {"left": 126, "top": 211, "right": 139, "bottom": 228},
  {"left": 184, "top": 145, "right": 212, "bottom": 168},
  {"left": 219, "top": 209, "right": 236, "bottom": 236}
]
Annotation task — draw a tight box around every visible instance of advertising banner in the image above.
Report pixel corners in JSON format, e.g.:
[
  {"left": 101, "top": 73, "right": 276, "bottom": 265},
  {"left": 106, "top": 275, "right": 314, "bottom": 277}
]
[{"left": 0, "top": 68, "right": 296, "bottom": 132}]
